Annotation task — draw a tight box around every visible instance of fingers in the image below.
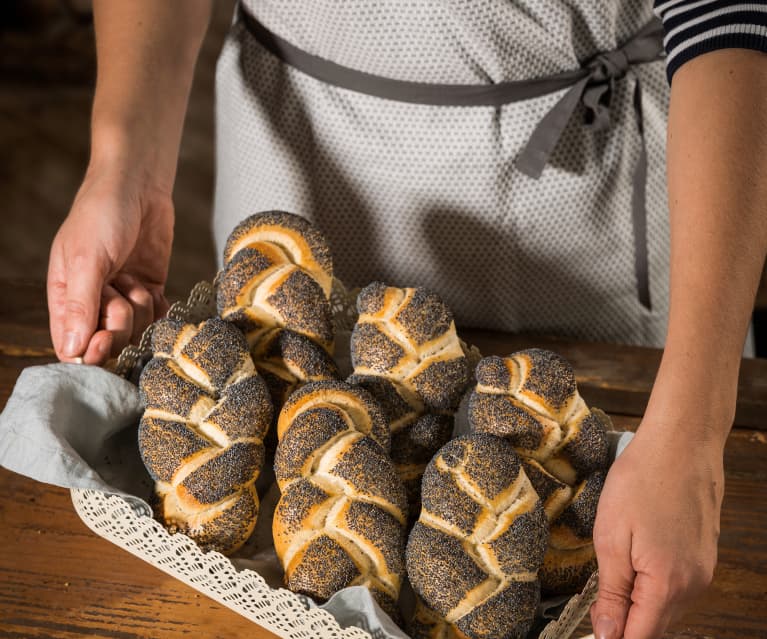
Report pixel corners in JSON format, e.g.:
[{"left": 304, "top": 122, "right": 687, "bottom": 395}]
[
  {"left": 151, "top": 287, "right": 170, "bottom": 321},
  {"left": 591, "top": 520, "right": 635, "bottom": 639},
  {"left": 80, "top": 277, "right": 166, "bottom": 365},
  {"left": 622, "top": 557, "right": 715, "bottom": 639},
  {"left": 622, "top": 571, "right": 675, "bottom": 639},
  {"left": 591, "top": 512, "right": 712, "bottom": 639},
  {"left": 47, "top": 239, "right": 70, "bottom": 359},
  {"left": 50, "top": 260, "right": 164, "bottom": 366},
  {"left": 112, "top": 273, "right": 155, "bottom": 343},
  {"left": 48, "top": 237, "right": 110, "bottom": 362},
  {"left": 82, "top": 330, "right": 115, "bottom": 366},
  {"left": 74, "top": 285, "right": 133, "bottom": 366},
  {"left": 100, "top": 284, "right": 134, "bottom": 353}
]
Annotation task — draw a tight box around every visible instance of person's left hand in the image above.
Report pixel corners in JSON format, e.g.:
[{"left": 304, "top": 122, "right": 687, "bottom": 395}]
[{"left": 589, "top": 423, "right": 724, "bottom": 638}]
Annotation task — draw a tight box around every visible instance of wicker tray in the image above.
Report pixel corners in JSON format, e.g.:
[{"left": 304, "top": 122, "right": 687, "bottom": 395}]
[{"left": 69, "top": 279, "right": 599, "bottom": 639}]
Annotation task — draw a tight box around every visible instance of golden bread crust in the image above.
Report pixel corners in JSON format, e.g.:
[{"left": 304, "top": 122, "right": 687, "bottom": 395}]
[
  {"left": 406, "top": 433, "right": 548, "bottom": 639},
  {"left": 272, "top": 380, "right": 407, "bottom": 615},
  {"left": 138, "top": 318, "right": 273, "bottom": 555},
  {"left": 468, "top": 349, "right": 610, "bottom": 594},
  {"left": 349, "top": 283, "right": 470, "bottom": 520}
]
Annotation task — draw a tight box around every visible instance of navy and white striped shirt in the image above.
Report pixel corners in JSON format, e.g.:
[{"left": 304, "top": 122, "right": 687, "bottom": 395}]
[{"left": 654, "top": 0, "right": 767, "bottom": 81}]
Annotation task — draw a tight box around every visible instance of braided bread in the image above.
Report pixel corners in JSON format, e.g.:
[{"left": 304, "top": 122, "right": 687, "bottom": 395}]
[
  {"left": 467, "top": 349, "right": 610, "bottom": 593},
  {"left": 522, "top": 460, "right": 606, "bottom": 595},
  {"left": 351, "top": 282, "right": 469, "bottom": 411},
  {"left": 272, "top": 380, "right": 408, "bottom": 618},
  {"left": 217, "top": 211, "right": 334, "bottom": 352},
  {"left": 406, "top": 433, "right": 548, "bottom": 639},
  {"left": 349, "top": 282, "right": 469, "bottom": 517},
  {"left": 138, "top": 318, "right": 273, "bottom": 555}
]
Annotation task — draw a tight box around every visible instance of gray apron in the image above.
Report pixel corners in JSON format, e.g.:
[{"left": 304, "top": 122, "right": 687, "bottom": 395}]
[{"left": 213, "top": 0, "right": 671, "bottom": 347}]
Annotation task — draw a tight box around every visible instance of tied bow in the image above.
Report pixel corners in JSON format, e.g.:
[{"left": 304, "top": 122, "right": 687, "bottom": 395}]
[
  {"left": 584, "top": 49, "right": 630, "bottom": 130},
  {"left": 516, "top": 19, "right": 665, "bottom": 310}
]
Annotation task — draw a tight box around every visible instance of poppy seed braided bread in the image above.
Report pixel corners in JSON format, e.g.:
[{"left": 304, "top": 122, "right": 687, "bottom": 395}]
[
  {"left": 467, "top": 349, "right": 610, "bottom": 594},
  {"left": 351, "top": 282, "right": 469, "bottom": 412},
  {"left": 138, "top": 317, "right": 273, "bottom": 555},
  {"left": 272, "top": 380, "right": 408, "bottom": 618},
  {"left": 349, "top": 282, "right": 469, "bottom": 517},
  {"left": 406, "top": 433, "right": 548, "bottom": 639},
  {"left": 217, "top": 211, "right": 340, "bottom": 430},
  {"left": 217, "top": 210, "right": 335, "bottom": 353}
]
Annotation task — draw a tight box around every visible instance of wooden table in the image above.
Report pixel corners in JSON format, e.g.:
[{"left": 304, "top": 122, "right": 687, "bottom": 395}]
[{"left": 1, "top": 279, "right": 765, "bottom": 638}]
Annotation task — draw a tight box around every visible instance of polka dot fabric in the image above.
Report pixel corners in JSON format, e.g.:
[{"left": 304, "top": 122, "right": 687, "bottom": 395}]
[{"left": 214, "top": 1, "right": 671, "bottom": 347}]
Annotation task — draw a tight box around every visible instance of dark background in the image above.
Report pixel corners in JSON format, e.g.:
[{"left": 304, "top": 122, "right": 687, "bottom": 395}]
[
  {"left": 1, "top": 0, "right": 230, "bottom": 301},
  {"left": 2, "top": 0, "right": 766, "bottom": 355}
]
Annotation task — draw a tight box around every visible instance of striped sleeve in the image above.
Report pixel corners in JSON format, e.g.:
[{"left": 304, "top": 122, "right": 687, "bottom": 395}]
[{"left": 653, "top": 0, "right": 767, "bottom": 82}]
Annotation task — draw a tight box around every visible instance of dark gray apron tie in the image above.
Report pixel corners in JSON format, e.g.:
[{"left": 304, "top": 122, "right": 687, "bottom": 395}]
[{"left": 238, "top": 4, "right": 665, "bottom": 310}]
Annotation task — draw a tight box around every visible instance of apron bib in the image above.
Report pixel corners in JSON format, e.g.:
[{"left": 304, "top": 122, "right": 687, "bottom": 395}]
[{"left": 213, "top": 0, "right": 671, "bottom": 347}]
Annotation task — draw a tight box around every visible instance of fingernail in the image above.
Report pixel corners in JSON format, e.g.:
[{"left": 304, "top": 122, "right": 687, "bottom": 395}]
[
  {"left": 595, "top": 615, "right": 617, "bottom": 639},
  {"left": 63, "top": 331, "right": 81, "bottom": 358}
]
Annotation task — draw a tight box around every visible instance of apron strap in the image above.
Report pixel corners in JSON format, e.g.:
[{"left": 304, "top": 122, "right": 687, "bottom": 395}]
[
  {"left": 238, "top": 4, "right": 664, "bottom": 310},
  {"left": 515, "top": 19, "right": 665, "bottom": 311}
]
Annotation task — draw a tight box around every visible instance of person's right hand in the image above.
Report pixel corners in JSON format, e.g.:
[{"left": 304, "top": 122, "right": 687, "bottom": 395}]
[{"left": 47, "top": 166, "right": 174, "bottom": 365}]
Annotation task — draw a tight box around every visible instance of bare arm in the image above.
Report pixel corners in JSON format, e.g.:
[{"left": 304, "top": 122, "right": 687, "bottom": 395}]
[
  {"left": 652, "top": 49, "right": 767, "bottom": 448},
  {"left": 48, "top": 0, "right": 213, "bottom": 363},
  {"left": 591, "top": 48, "right": 767, "bottom": 639},
  {"left": 89, "top": 0, "right": 213, "bottom": 190}
]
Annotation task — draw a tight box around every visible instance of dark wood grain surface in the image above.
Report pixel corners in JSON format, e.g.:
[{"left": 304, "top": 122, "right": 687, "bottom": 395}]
[{"left": 0, "top": 279, "right": 765, "bottom": 638}]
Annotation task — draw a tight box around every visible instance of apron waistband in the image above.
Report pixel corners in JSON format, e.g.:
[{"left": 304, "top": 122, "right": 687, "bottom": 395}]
[{"left": 237, "top": 4, "right": 665, "bottom": 310}]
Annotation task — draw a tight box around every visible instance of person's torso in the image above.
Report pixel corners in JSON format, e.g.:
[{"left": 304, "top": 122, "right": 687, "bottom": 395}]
[{"left": 218, "top": 0, "right": 670, "bottom": 346}]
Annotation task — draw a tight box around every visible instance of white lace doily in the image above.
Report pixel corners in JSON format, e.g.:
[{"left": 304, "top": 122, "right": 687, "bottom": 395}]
[{"left": 70, "top": 278, "right": 598, "bottom": 639}]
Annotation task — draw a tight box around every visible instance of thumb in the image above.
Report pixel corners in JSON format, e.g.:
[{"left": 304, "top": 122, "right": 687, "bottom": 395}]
[
  {"left": 59, "top": 251, "right": 111, "bottom": 359},
  {"left": 591, "top": 525, "right": 635, "bottom": 639}
]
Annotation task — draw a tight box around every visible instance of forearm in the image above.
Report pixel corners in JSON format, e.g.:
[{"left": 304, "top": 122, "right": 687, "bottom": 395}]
[
  {"left": 644, "top": 49, "right": 767, "bottom": 447},
  {"left": 89, "top": 0, "right": 213, "bottom": 192}
]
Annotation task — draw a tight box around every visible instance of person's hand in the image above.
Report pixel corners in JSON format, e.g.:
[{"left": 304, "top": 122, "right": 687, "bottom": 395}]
[
  {"left": 589, "top": 424, "right": 724, "bottom": 638},
  {"left": 47, "top": 166, "right": 174, "bottom": 365}
]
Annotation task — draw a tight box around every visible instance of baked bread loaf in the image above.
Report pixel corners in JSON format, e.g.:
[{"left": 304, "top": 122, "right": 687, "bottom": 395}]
[
  {"left": 351, "top": 282, "right": 468, "bottom": 411},
  {"left": 138, "top": 317, "right": 273, "bottom": 555},
  {"left": 217, "top": 211, "right": 340, "bottom": 430},
  {"left": 522, "top": 460, "right": 606, "bottom": 596},
  {"left": 349, "top": 282, "right": 469, "bottom": 516},
  {"left": 406, "top": 433, "right": 548, "bottom": 639},
  {"left": 272, "top": 380, "right": 408, "bottom": 618},
  {"left": 223, "top": 210, "right": 333, "bottom": 296},
  {"left": 217, "top": 211, "right": 334, "bottom": 352},
  {"left": 467, "top": 349, "right": 610, "bottom": 593}
]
